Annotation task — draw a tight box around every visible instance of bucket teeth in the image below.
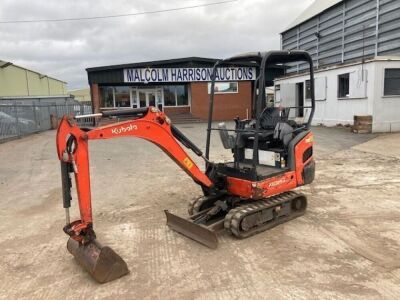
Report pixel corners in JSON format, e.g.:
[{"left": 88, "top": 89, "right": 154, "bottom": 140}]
[{"left": 67, "top": 238, "right": 129, "bottom": 283}]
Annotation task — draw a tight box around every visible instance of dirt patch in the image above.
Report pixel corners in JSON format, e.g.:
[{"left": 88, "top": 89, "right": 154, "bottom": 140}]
[{"left": 1, "top": 127, "right": 400, "bottom": 299}]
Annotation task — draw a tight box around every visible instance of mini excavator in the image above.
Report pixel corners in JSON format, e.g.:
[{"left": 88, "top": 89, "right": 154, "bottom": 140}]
[{"left": 56, "top": 50, "right": 316, "bottom": 283}]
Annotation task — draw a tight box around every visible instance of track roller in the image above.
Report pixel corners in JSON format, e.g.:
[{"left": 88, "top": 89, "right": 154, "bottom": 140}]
[{"left": 224, "top": 191, "right": 307, "bottom": 238}]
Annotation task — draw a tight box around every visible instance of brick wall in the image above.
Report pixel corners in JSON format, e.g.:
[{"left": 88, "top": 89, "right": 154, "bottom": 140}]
[
  {"left": 164, "top": 106, "right": 190, "bottom": 115},
  {"left": 190, "top": 81, "right": 252, "bottom": 120},
  {"left": 90, "top": 83, "right": 100, "bottom": 113},
  {"left": 90, "top": 82, "right": 253, "bottom": 120}
]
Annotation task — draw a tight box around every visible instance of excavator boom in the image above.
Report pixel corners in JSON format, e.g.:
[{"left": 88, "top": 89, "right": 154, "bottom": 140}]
[{"left": 56, "top": 107, "right": 213, "bottom": 283}]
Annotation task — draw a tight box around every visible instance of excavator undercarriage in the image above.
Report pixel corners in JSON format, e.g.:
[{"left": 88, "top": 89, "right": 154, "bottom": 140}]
[{"left": 56, "top": 50, "right": 316, "bottom": 283}]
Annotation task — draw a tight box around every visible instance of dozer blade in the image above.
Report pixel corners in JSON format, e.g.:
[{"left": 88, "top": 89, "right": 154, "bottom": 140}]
[
  {"left": 67, "top": 238, "right": 129, "bottom": 283},
  {"left": 164, "top": 210, "right": 220, "bottom": 249}
]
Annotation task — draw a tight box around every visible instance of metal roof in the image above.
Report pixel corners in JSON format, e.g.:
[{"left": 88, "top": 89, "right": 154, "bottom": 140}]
[
  {"left": 275, "top": 56, "right": 400, "bottom": 81},
  {"left": 0, "top": 59, "right": 67, "bottom": 83},
  {"left": 86, "top": 57, "right": 219, "bottom": 72},
  {"left": 282, "top": 0, "right": 343, "bottom": 33}
]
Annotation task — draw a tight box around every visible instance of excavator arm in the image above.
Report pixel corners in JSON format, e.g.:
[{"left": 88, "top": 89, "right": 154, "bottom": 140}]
[{"left": 56, "top": 107, "right": 213, "bottom": 242}]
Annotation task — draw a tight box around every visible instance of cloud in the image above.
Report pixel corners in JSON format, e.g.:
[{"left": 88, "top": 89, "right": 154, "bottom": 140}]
[{"left": 0, "top": 0, "right": 313, "bottom": 89}]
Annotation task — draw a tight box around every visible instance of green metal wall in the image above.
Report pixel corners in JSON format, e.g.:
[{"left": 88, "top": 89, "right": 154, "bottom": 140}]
[{"left": 0, "top": 64, "right": 67, "bottom": 97}]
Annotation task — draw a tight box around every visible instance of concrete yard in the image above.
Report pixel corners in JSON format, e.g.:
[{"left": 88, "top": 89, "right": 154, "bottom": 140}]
[{"left": 1, "top": 123, "right": 400, "bottom": 299}]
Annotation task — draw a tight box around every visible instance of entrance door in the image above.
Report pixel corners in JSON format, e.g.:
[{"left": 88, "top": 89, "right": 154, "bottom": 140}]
[
  {"left": 147, "top": 91, "right": 156, "bottom": 107},
  {"left": 136, "top": 89, "right": 163, "bottom": 109},
  {"left": 138, "top": 91, "right": 146, "bottom": 108}
]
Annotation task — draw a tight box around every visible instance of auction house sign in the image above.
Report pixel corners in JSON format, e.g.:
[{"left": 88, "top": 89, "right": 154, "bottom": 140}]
[{"left": 124, "top": 67, "right": 256, "bottom": 83}]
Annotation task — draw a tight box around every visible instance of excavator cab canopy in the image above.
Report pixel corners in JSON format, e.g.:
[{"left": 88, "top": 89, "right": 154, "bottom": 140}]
[{"left": 205, "top": 50, "right": 316, "bottom": 167}]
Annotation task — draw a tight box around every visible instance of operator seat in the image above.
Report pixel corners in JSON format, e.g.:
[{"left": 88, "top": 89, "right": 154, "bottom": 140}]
[
  {"left": 218, "top": 107, "right": 290, "bottom": 150},
  {"left": 218, "top": 122, "right": 236, "bottom": 149},
  {"left": 259, "top": 107, "right": 289, "bottom": 130},
  {"left": 273, "top": 122, "right": 294, "bottom": 147},
  {"left": 238, "top": 107, "right": 290, "bottom": 144}
]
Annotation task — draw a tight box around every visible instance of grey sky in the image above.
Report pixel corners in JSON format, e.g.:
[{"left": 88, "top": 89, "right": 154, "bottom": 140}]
[{"left": 0, "top": 0, "right": 313, "bottom": 89}]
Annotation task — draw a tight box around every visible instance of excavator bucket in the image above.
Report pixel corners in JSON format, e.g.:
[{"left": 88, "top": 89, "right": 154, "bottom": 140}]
[
  {"left": 67, "top": 238, "right": 129, "bottom": 283},
  {"left": 164, "top": 210, "right": 222, "bottom": 249}
]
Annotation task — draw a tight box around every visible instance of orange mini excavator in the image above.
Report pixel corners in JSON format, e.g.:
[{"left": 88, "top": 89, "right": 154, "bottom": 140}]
[{"left": 56, "top": 51, "right": 316, "bottom": 283}]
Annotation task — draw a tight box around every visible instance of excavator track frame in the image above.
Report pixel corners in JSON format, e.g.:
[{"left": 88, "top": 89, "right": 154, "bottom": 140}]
[
  {"left": 224, "top": 191, "right": 307, "bottom": 238},
  {"left": 187, "top": 192, "right": 228, "bottom": 216},
  {"left": 166, "top": 191, "right": 307, "bottom": 248}
]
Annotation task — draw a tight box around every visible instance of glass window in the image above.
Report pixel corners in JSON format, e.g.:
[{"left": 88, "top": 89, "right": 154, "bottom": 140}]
[
  {"left": 131, "top": 88, "right": 138, "bottom": 108},
  {"left": 384, "top": 69, "right": 400, "bottom": 96},
  {"left": 176, "top": 85, "right": 189, "bottom": 106},
  {"left": 338, "top": 73, "right": 349, "bottom": 98},
  {"left": 100, "top": 86, "right": 114, "bottom": 107},
  {"left": 138, "top": 91, "right": 146, "bottom": 108},
  {"left": 163, "top": 86, "right": 176, "bottom": 106},
  {"left": 208, "top": 82, "right": 238, "bottom": 94},
  {"left": 155, "top": 90, "right": 163, "bottom": 106},
  {"left": 114, "top": 87, "right": 130, "bottom": 107}
]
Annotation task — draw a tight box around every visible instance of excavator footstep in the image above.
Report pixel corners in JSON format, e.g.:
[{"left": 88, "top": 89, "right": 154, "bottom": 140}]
[
  {"left": 165, "top": 210, "right": 219, "bottom": 249},
  {"left": 67, "top": 238, "right": 129, "bottom": 283}
]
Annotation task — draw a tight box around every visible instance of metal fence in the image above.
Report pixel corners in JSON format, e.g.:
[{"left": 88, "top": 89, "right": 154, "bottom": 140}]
[{"left": 0, "top": 102, "right": 93, "bottom": 142}]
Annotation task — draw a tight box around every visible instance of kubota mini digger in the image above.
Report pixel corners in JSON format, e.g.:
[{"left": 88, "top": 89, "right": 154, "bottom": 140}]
[{"left": 56, "top": 50, "right": 316, "bottom": 283}]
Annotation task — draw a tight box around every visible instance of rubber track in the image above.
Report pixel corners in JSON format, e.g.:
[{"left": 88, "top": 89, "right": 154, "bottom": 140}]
[
  {"left": 187, "top": 196, "right": 211, "bottom": 216},
  {"left": 224, "top": 191, "right": 307, "bottom": 238},
  {"left": 188, "top": 193, "right": 227, "bottom": 216}
]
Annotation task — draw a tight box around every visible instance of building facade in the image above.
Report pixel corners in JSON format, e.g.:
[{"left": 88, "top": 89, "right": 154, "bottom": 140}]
[
  {"left": 0, "top": 60, "right": 67, "bottom": 97},
  {"left": 275, "top": 57, "right": 400, "bottom": 132},
  {"left": 276, "top": 0, "right": 400, "bottom": 132},
  {"left": 68, "top": 88, "right": 91, "bottom": 102},
  {"left": 87, "top": 57, "right": 260, "bottom": 121}
]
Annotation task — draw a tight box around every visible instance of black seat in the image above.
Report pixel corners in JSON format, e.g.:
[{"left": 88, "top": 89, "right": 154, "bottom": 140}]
[
  {"left": 260, "top": 107, "right": 289, "bottom": 130},
  {"left": 218, "top": 122, "right": 274, "bottom": 150},
  {"left": 239, "top": 130, "right": 274, "bottom": 142},
  {"left": 273, "top": 122, "right": 294, "bottom": 146}
]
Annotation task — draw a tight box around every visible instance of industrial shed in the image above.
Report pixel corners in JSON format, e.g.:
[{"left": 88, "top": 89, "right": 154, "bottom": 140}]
[
  {"left": 277, "top": 0, "right": 400, "bottom": 132},
  {"left": 0, "top": 60, "right": 67, "bottom": 97}
]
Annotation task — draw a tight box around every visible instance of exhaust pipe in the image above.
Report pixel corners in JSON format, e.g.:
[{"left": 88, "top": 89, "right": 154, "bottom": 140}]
[{"left": 67, "top": 238, "right": 129, "bottom": 283}]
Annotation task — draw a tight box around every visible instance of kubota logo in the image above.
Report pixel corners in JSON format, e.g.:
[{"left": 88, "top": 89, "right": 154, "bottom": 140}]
[
  {"left": 268, "top": 177, "right": 288, "bottom": 188},
  {"left": 111, "top": 124, "right": 138, "bottom": 135}
]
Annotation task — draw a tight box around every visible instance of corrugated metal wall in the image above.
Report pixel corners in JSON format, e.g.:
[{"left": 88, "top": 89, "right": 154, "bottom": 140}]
[{"left": 281, "top": 0, "right": 400, "bottom": 73}]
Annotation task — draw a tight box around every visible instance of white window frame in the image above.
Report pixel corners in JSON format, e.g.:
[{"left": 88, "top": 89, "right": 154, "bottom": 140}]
[
  {"left": 337, "top": 73, "right": 350, "bottom": 99},
  {"left": 207, "top": 82, "right": 239, "bottom": 94},
  {"left": 130, "top": 87, "right": 138, "bottom": 108},
  {"left": 382, "top": 68, "right": 400, "bottom": 97}
]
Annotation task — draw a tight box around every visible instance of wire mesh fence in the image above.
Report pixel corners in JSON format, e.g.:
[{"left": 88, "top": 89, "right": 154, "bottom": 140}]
[{"left": 0, "top": 102, "right": 93, "bottom": 142}]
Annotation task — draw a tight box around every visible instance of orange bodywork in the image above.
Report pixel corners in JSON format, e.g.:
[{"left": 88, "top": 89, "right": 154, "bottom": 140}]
[
  {"left": 226, "top": 132, "right": 314, "bottom": 200},
  {"left": 295, "top": 132, "right": 314, "bottom": 186},
  {"left": 56, "top": 107, "right": 314, "bottom": 240},
  {"left": 56, "top": 108, "right": 213, "bottom": 239}
]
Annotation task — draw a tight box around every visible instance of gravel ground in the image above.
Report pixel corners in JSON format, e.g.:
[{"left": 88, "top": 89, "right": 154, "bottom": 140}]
[{"left": 1, "top": 123, "right": 400, "bottom": 300}]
